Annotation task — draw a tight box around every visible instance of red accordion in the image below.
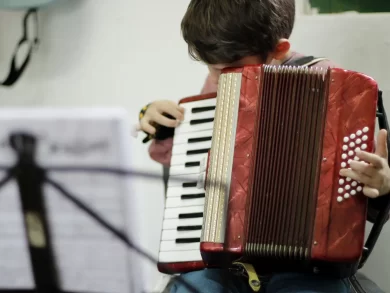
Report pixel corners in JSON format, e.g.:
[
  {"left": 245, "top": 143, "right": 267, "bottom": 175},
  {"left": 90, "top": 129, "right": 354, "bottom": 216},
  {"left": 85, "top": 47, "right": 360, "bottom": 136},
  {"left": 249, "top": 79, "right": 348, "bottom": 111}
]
[{"left": 158, "top": 64, "right": 378, "bottom": 278}]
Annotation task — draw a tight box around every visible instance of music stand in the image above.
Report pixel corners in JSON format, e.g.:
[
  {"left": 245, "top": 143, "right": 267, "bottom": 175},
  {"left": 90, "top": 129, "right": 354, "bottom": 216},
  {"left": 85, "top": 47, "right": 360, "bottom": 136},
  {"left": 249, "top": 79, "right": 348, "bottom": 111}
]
[{"left": 0, "top": 108, "right": 136, "bottom": 293}]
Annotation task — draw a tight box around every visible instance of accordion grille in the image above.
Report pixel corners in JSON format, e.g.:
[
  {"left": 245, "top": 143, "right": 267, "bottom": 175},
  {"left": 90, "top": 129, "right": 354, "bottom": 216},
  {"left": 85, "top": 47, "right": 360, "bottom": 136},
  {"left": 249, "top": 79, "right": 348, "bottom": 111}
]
[{"left": 245, "top": 66, "right": 329, "bottom": 260}]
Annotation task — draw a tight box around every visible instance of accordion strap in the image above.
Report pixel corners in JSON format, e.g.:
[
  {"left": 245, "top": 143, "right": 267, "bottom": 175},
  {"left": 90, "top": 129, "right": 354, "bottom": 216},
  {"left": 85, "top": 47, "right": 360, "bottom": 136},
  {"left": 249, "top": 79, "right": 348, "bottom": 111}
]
[
  {"left": 283, "top": 55, "right": 329, "bottom": 67},
  {"left": 231, "top": 262, "right": 262, "bottom": 292}
]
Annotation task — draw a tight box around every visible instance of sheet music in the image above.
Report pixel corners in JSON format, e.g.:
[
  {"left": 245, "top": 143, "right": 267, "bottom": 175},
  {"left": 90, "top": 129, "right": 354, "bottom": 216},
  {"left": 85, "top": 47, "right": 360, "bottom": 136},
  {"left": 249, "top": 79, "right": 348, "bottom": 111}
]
[{"left": 0, "top": 109, "right": 134, "bottom": 293}]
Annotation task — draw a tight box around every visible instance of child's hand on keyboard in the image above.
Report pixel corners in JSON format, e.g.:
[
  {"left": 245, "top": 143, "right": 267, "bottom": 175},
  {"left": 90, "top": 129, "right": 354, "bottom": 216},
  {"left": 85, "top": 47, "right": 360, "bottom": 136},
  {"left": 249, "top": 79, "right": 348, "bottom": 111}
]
[{"left": 137, "top": 100, "right": 185, "bottom": 135}]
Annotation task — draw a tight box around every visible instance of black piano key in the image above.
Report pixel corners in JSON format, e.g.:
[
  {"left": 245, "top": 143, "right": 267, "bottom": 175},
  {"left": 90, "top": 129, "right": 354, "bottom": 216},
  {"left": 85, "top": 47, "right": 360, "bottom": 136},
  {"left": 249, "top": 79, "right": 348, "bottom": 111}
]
[
  {"left": 192, "top": 106, "right": 216, "bottom": 113},
  {"left": 187, "top": 148, "right": 209, "bottom": 155},
  {"left": 182, "top": 182, "right": 197, "bottom": 187},
  {"left": 181, "top": 193, "right": 205, "bottom": 199},
  {"left": 177, "top": 225, "right": 202, "bottom": 231},
  {"left": 188, "top": 136, "right": 212, "bottom": 143},
  {"left": 185, "top": 161, "right": 200, "bottom": 167},
  {"left": 179, "top": 212, "right": 203, "bottom": 219},
  {"left": 176, "top": 238, "right": 201, "bottom": 243},
  {"left": 190, "top": 118, "right": 214, "bottom": 125}
]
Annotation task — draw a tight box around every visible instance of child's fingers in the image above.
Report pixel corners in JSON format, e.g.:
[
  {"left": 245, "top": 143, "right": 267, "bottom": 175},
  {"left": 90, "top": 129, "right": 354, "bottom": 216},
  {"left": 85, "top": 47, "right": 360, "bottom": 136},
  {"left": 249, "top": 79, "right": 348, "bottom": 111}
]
[
  {"left": 153, "top": 114, "right": 179, "bottom": 128},
  {"left": 339, "top": 168, "right": 371, "bottom": 186},
  {"left": 159, "top": 102, "right": 185, "bottom": 120},
  {"left": 140, "top": 119, "right": 156, "bottom": 134},
  {"left": 363, "top": 185, "right": 380, "bottom": 198}
]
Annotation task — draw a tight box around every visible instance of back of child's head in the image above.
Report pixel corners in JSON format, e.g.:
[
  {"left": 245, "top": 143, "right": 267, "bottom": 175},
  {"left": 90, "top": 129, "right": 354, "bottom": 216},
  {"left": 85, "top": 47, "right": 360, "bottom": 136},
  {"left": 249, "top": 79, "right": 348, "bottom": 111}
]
[{"left": 181, "top": 0, "right": 295, "bottom": 64}]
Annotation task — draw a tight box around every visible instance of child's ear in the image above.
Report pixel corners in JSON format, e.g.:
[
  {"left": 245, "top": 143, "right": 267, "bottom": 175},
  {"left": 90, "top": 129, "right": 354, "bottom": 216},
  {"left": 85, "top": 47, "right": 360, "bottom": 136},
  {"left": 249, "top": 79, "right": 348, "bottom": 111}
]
[{"left": 272, "top": 39, "right": 291, "bottom": 60}]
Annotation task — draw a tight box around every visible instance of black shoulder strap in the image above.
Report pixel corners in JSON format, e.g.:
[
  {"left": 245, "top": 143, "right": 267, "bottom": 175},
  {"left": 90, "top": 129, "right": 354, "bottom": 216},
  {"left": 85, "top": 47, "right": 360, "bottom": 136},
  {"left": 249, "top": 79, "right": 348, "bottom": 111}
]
[
  {"left": 284, "top": 55, "right": 329, "bottom": 67},
  {"left": 1, "top": 8, "right": 39, "bottom": 87}
]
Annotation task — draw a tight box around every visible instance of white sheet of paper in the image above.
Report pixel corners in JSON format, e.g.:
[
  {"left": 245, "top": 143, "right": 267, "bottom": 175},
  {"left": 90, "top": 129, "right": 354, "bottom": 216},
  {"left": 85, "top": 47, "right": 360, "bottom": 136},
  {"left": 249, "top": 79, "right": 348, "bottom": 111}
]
[{"left": 0, "top": 108, "right": 134, "bottom": 293}]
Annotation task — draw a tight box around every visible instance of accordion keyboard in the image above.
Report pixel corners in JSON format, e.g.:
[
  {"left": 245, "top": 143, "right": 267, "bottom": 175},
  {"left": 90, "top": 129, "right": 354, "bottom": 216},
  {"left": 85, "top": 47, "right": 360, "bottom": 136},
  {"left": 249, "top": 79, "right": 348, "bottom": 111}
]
[{"left": 158, "top": 98, "right": 216, "bottom": 263}]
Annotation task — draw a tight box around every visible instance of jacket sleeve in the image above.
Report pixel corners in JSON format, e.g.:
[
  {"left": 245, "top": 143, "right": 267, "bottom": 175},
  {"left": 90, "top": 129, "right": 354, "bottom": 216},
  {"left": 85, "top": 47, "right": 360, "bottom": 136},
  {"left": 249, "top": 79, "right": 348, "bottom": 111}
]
[
  {"left": 147, "top": 74, "right": 218, "bottom": 165},
  {"left": 148, "top": 137, "right": 174, "bottom": 166},
  {"left": 367, "top": 196, "right": 390, "bottom": 223}
]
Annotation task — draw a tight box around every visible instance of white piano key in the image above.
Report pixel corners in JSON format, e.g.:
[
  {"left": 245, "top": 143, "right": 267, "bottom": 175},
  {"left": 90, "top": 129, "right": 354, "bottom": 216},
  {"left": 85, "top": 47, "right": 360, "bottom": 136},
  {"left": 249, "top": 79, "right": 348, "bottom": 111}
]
[
  {"left": 159, "top": 250, "right": 202, "bottom": 263},
  {"left": 200, "top": 156, "right": 208, "bottom": 172},
  {"left": 170, "top": 153, "right": 208, "bottom": 166},
  {"left": 164, "top": 206, "right": 204, "bottom": 219},
  {"left": 172, "top": 140, "right": 212, "bottom": 155},
  {"left": 161, "top": 229, "right": 201, "bottom": 241},
  {"left": 173, "top": 130, "right": 213, "bottom": 145},
  {"left": 169, "top": 164, "right": 200, "bottom": 176},
  {"left": 179, "top": 98, "right": 216, "bottom": 110},
  {"left": 168, "top": 173, "right": 199, "bottom": 187},
  {"left": 160, "top": 241, "right": 200, "bottom": 252},
  {"left": 163, "top": 218, "right": 204, "bottom": 230},
  {"left": 197, "top": 172, "right": 206, "bottom": 189},
  {"left": 165, "top": 197, "right": 205, "bottom": 208},
  {"left": 182, "top": 111, "right": 215, "bottom": 124},
  {"left": 166, "top": 186, "right": 205, "bottom": 198},
  {"left": 175, "top": 122, "right": 214, "bottom": 134}
]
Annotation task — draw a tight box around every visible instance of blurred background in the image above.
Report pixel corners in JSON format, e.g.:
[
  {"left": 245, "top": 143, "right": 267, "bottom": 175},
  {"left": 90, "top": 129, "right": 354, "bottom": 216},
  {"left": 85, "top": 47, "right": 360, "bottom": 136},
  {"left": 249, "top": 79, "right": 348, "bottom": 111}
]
[{"left": 0, "top": 0, "right": 389, "bottom": 292}]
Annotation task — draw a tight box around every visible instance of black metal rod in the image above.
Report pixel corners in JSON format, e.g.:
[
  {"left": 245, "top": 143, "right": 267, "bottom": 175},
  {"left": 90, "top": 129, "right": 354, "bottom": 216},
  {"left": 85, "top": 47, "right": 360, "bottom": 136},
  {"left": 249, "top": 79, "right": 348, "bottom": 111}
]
[{"left": 9, "top": 132, "right": 60, "bottom": 293}]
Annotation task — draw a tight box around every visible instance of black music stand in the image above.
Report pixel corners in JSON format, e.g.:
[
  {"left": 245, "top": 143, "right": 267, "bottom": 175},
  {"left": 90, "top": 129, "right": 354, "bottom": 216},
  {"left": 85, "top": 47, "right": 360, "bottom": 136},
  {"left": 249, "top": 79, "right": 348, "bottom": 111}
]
[
  {"left": 0, "top": 132, "right": 91, "bottom": 293},
  {"left": 0, "top": 131, "right": 200, "bottom": 293},
  {"left": 0, "top": 130, "right": 142, "bottom": 293}
]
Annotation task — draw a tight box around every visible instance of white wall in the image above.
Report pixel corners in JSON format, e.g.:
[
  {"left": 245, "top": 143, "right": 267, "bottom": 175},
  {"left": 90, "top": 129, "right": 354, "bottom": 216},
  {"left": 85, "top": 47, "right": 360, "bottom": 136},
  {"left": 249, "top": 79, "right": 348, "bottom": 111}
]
[{"left": 0, "top": 1, "right": 389, "bottom": 292}]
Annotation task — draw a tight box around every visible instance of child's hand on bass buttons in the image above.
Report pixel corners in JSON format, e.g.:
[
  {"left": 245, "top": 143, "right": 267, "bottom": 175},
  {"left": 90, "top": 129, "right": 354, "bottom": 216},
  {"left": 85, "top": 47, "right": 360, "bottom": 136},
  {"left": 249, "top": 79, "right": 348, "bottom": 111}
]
[{"left": 339, "top": 129, "right": 390, "bottom": 198}]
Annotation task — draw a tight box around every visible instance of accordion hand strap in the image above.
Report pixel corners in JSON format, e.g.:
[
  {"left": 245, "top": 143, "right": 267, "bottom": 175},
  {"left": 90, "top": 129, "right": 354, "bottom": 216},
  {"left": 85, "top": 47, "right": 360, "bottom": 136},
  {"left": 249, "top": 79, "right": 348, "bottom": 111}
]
[{"left": 231, "top": 262, "right": 261, "bottom": 292}]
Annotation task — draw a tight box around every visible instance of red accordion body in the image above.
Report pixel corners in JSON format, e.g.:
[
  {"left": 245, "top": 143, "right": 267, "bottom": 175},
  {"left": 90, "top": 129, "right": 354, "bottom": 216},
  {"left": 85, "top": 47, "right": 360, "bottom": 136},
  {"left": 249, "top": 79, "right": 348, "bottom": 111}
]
[{"left": 158, "top": 65, "right": 378, "bottom": 277}]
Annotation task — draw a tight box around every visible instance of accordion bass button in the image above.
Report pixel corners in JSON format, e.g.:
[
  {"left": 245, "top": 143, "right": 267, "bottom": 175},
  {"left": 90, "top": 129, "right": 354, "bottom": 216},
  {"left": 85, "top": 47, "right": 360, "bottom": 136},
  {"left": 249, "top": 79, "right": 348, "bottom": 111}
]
[{"left": 337, "top": 196, "right": 343, "bottom": 202}]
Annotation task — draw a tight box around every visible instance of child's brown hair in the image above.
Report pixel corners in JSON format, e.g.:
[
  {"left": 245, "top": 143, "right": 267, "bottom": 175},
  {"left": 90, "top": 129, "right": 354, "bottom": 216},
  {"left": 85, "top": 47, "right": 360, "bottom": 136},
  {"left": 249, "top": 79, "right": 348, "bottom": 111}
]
[{"left": 181, "top": 0, "right": 295, "bottom": 64}]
